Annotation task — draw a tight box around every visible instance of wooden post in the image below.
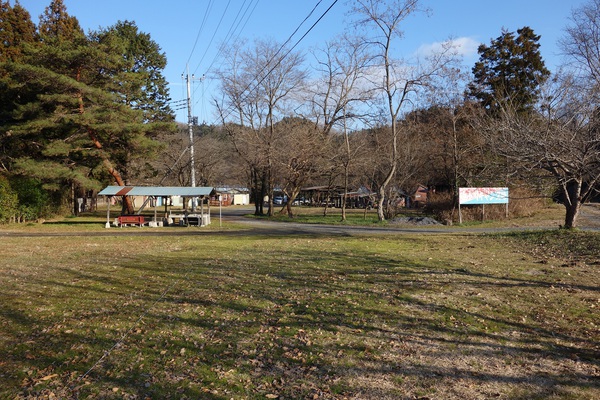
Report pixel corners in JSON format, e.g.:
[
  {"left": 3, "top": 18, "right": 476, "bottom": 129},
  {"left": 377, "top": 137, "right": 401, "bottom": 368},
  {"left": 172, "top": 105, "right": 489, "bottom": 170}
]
[
  {"left": 105, "top": 197, "right": 111, "bottom": 228},
  {"left": 200, "top": 196, "right": 204, "bottom": 226},
  {"left": 153, "top": 196, "right": 158, "bottom": 225}
]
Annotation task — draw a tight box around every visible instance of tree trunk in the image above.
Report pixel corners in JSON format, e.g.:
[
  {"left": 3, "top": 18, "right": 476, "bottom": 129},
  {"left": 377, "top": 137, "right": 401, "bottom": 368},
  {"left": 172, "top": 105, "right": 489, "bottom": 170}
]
[
  {"left": 563, "top": 179, "right": 583, "bottom": 229},
  {"left": 563, "top": 202, "right": 581, "bottom": 229},
  {"left": 72, "top": 182, "right": 78, "bottom": 216},
  {"left": 377, "top": 186, "right": 385, "bottom": 221},
  {"left": 252, "top": 167, "right": 259, "bottom": 215},
  {"left": 377, "top": 161, "right": 396, "bottom": 222},
  {"left": 341, "top": 159, "right": 349, "bottom": 222},
  {"left": 252, "top": 167, "right": 264, "bottom": 216},
  {"left": 322, "top": 196, "right": 330, "bottom": 217},
  {"left": 102, "top": 159, "right": 134, "bottom": 214},
  {"left": 341, "top": 111, "right": 350, "bottom": 222},
  {"left": 283, "top": 188, "right": 301, "bottom": 218},
  {"left": 78, "top": 90, "right": 134, "bottom": 214}
]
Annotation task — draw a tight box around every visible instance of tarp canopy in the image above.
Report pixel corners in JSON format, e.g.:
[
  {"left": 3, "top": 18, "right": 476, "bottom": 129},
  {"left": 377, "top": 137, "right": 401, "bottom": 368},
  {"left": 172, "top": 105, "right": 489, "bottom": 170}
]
[{"left": 98, "top": 186, "right": 215, "bottom": 197}]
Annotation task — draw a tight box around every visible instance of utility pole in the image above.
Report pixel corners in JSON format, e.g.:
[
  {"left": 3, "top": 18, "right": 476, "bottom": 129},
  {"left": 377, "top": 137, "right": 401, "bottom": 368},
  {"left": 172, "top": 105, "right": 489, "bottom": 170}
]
[
  {"left": 183, "top": 67, "right": 207, "bottom": 212},
  {"left": 184, "top": 66, "right": 197, "bottom": 211}
]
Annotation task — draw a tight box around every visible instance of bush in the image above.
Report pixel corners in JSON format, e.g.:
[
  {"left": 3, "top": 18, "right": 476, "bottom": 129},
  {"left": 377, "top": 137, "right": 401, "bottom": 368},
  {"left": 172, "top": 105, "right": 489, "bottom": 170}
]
[
  {"left": 0, "top": 175, "right": 18, "bottom": 223},
  {"left": 0, "top": 175, "right": 51, "bottom": 223},
  {"left": 13, "top": 177, "right": 50, "bottom": 221}
]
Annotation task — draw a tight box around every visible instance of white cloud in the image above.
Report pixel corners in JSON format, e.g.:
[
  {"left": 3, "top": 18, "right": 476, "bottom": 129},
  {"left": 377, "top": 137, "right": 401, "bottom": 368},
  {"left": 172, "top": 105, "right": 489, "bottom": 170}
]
[
  {"left": 451, "top": 37, "right": 481, "bottom": 57},
  {"left": 415, "top": 37, "right": 480, "bottom": 59}
]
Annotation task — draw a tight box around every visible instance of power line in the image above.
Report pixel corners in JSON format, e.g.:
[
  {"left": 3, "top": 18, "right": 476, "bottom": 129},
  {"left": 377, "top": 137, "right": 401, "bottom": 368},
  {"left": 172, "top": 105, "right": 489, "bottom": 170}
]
[
  {"left": 184, "top": 0, "right": 215, "bottom": 73},
  {"left": 186, "top": 0, "right": 261, "bottom": 125},
  {"left": 191, "top": 0, "right": 232, "bottom": 76},
  {"left": 170, "top": 0, "right": 339, "bottom": 188},
  {"left": 212, "top": 0, "right": 339, "bottom": 126},
  {"left": 193, "top": 0, "right": 260, "bottom": 77},
  {"left": 191, "top": 0, "right": 260, "bottom": 110}
]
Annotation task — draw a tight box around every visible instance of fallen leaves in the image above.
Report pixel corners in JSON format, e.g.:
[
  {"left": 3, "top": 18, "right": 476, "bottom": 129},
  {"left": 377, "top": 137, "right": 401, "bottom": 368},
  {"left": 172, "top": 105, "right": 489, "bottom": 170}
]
[{"left": 2, "top": 232, "right": 600, "bottom": 399}]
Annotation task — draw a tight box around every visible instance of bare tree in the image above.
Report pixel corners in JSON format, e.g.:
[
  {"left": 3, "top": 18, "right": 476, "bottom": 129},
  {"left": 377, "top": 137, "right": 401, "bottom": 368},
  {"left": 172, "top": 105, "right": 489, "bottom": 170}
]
[
  {"left": 358, "top": 120, "right": 425, "bottom": 219},
  {"left": 215, "top": 39, "right": 307, "bottom": 216},
  {"left": 146, "top": 124, "right": 234, "bottom": 189},
  {"left": 425, "top": 68, "right": 487, "bottom": 204},
  {"left": 480, "top": 74, "right": 600, "bottom": 229},
  {"left": 560, "top": 0, "right": 600, "bottom": 85},
  {"left": 308, "top": 35, "right": 373, "bottom": 220},
  {"left": 350, "top": 0, "right": 457, "bottom": 221},
  {"left": 272, "top": 117, "right": 327, "bottom": 217}
]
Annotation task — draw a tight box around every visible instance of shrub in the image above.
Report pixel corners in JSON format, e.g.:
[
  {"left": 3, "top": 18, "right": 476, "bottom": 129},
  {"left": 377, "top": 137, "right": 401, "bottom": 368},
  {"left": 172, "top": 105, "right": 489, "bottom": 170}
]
[
  {"left": 0, "top": 175, "right": 18, "bottom": 223},
  {"left": 10, "top": 176, "right": 51, "bottom": 222}
]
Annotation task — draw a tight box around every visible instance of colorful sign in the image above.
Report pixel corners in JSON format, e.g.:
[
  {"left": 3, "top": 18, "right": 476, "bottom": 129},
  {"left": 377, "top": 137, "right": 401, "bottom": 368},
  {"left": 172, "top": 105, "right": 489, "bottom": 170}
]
[{"left": 459, "top": 187, "right": 509, "bottom": 205}]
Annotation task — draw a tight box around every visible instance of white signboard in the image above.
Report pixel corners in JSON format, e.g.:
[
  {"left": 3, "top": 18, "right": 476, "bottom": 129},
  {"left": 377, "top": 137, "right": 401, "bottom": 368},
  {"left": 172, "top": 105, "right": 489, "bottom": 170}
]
[{"left": 459, "top": 187, "right": 509, "bottom": 205}]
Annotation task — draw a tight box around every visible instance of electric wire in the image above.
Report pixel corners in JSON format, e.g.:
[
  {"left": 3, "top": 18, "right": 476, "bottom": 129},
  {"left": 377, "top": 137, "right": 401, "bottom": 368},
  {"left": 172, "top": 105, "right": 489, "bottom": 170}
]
[
  {"left": 191, "top": 0, "right": 260, "bottom": 109},
  {"left": 178, "top": 0, "right": 339, "bottom": 155},
  {"left": 183, "top": 0, "right": 335, "bottom": 121},
  {"left": 191, "top": 0, "right": 232, "bottom": 77},
  {"left": 184, "top": 0, "right": 215, "bottom": 72},
  {"left": 192, "top": 0, "right": 260, "bottom": 85},
  {"left": 212, "top": 0, "right": 338, "bottom": 125},
  {"left": 192, "top": 0, "right": 328, "bottom": 121},
  {"left": 193, "top": 0, "right": 259, "bottom": 77},
  {"left": 183, "top": 0, "right": 340, "bottom": 181}
]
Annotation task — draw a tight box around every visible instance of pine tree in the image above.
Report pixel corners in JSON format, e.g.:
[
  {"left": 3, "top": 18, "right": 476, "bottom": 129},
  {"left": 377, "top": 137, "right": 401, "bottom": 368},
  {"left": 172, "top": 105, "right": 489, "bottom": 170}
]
[
  {"left": 468, "top": 27, "right": 550, "bottom": 114},
  {"left": 92, "top": 21, "right": 174, "bottom": 124},
  {"left": 38, "top": 0, "right": 83, "bottom": 44},
  {"left": 0, "top": 1, "right": 38, "bottom": 169},
  {"left": 1, "top": 0, "right": 174, "bottom": 215}
]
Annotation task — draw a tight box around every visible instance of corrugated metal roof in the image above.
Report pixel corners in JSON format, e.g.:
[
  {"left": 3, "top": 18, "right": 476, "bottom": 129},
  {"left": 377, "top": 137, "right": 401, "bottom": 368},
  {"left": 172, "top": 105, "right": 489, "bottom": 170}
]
[{"left": 98, "top": 186, "right": 215, "bottom": 197}]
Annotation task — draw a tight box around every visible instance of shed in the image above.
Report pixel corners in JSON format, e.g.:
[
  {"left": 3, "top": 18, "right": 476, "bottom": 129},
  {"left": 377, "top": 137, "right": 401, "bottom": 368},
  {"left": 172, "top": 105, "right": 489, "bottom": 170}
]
[
  {"left": 211, "top": 187, "right": 250, "bottom": 206},
  {"left": 411, "top": 184, "right": 429, "bottom": 208},
  {"left": 98, "top": 186, "right": 215, "bottom": 228}
]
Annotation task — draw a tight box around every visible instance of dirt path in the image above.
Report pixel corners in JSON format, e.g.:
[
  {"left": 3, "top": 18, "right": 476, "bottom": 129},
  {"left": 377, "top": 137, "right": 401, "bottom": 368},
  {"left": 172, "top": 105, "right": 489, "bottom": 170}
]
[{"left": 579, "top": 203, "right": 600, "bottom": 228}]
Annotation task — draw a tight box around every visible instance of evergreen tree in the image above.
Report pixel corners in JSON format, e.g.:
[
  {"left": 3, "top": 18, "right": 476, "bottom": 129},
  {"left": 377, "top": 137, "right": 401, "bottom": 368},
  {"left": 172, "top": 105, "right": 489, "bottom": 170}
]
[
  {"left": 92, "top": 21, "right": 173, "bottom": 124},
  {"left": 468, "top": 27, "right": 550, "bottom": 114},
  {"left": 0, "top": 0, "right": 174, "bottom": 215},
  {"left": 0, "top": 1, "right": 38, "bottom": 171},
  {"left": 0, "top": 0, "right": 37, "bottom": 62},
  {"left": 38, "top": 0, "right": 83, "bottom": 44}
]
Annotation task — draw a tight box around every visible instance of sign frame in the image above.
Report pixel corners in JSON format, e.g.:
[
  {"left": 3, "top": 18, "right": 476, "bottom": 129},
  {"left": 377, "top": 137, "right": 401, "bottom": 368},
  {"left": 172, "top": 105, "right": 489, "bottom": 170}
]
[{"left": 458, "top": 187, "right": 509, "bottom": 223}]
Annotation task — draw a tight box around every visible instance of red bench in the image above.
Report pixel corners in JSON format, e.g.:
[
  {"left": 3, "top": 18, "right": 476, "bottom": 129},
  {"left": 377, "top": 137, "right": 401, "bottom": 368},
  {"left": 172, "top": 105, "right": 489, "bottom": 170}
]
[{"left": 118, "top": 215, "right": 145, "bottom": 227}]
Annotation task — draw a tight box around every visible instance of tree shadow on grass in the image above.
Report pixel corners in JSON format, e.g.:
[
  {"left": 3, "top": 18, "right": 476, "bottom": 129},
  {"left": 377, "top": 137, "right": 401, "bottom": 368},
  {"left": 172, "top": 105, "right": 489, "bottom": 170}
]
[{"left": 1, "top": 234, "right": 598, "bottom": 399}]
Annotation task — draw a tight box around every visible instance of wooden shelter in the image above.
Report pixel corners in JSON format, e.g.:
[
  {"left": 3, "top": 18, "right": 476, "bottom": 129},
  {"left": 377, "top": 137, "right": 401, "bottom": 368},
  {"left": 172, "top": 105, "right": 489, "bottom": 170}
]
[{"left": 98, "top": 186, "right": 216, "bottom": 228}]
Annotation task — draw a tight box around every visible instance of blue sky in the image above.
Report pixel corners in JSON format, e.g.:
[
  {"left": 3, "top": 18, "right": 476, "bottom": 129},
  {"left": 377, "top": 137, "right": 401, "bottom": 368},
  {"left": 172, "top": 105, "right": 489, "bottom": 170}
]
[{"left": 16, "top": 0, "right": 583, "bottom": 123}]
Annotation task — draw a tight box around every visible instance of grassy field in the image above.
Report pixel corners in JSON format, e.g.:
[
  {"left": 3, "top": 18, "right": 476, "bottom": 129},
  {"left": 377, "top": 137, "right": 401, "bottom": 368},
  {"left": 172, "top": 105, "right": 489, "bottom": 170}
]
[{"left": 0, "top": 215, "right": 598, "bottom": 399}]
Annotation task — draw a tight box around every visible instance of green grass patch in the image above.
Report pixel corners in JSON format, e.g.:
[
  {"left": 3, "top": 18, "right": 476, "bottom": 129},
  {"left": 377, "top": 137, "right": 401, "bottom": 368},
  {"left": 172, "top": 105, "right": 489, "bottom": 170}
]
[
  {"left": 0, "top": 226, "right": 598, "bottom": 399},
  {"left": 248, "top": 206, "right": 383, "bottom": 226}
]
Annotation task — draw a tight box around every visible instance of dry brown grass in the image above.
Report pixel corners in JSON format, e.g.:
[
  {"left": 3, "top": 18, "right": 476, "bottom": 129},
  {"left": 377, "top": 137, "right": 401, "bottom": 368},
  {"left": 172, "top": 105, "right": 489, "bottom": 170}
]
[
  {"left": 0, "top": 220, "right": 598, "bottom": 399},
  {"left": 427, "top": 188, "right": 555, "bottom": 225}
]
